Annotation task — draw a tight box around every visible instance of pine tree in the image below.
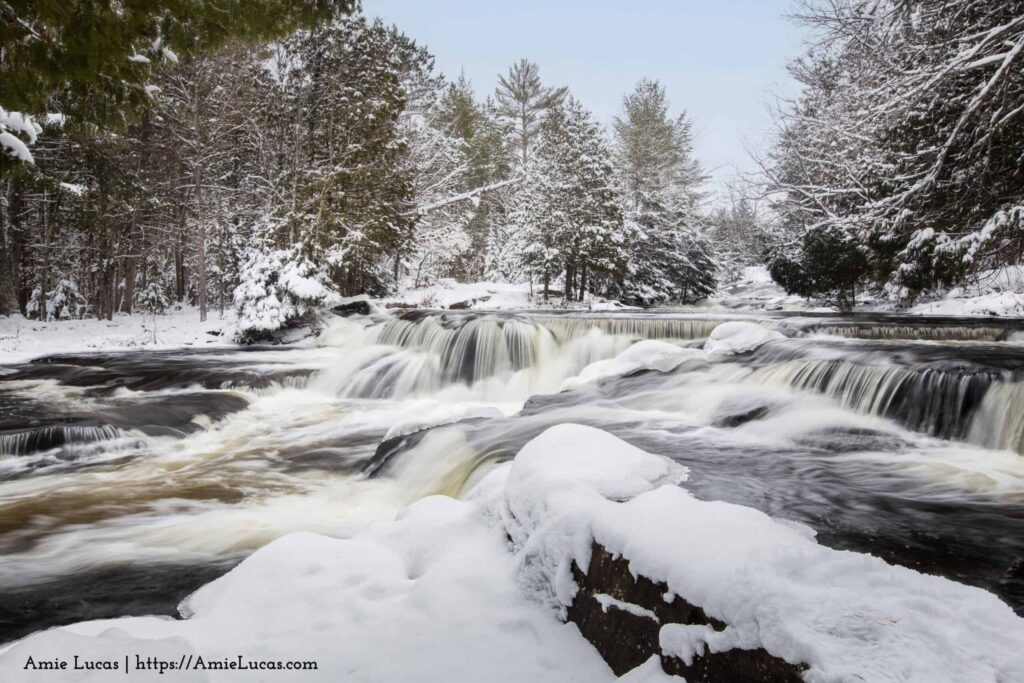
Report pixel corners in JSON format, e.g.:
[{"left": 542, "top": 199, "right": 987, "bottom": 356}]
[
  {"left": 278, "top": 18, "right": 418, "bottom": 296},
  {"left": 494, "top": 59, "right": 567, "bottom": 164},
  {"left": 512, "top": 99, "right": 626, "bottom": 300},
  {"left": 0, "top": 0, "right": 356, "bottom": 172},
  {"left": 612, "top": 79, "right": 716, "bottom": 304}
]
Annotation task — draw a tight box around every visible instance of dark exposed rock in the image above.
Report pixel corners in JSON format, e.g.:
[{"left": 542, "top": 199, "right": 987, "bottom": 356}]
[
  {"left": 363, "top": 429, "right": 434, "bottom": 478},
  {"left": 712, "top": 405, "right": 770, "bottom": 428},
  {"left": 448, "top": 296, "right": 491, "bottom": 310},
  {"left": 332, "top": 300, "right": 372, "bottom": 317},
  {"left": 567, "top": 542, "right": 806, "bottom": 681}
]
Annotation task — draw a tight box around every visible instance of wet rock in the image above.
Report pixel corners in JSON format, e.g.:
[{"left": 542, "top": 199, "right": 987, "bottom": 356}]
[
  {"left": 332, "top": 300, "right": 371, "bottom": 317},
  {"left": 713, "top": 405, "right": 769, "bottom": 428},
  {"left": 567, "top": 542, "right": 806, "bottom": 681}
]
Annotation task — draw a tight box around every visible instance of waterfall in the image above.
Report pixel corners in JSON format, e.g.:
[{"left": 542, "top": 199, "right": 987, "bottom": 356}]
[
  {"left": 804, "top": 323, "right": 1011, "bottom": 342},
  {"left": 746, "top": 359, "right": 999, "bottom": 441},
  {"left": 0, "top": 423, "right": 122, "bottom": 456},
  {"left": 308, "top": 310, "right": 1024, "bottom": 454},
  {"left": 313, "top": 313, "right": 630, "bottom": 402},
  {"left": 968, "top": 383, "right": 1024, "bottom": 454},
  {"left": 532, "top": 315, "right": 726, "bottom": 341}
]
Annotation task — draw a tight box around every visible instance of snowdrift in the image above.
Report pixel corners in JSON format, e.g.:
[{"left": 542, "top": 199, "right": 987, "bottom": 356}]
[{"left": 2, "top": 425, "right": 1022, "bottom": 682}]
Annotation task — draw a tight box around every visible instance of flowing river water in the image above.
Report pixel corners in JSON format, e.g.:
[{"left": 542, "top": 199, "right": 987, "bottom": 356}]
[{"left": 1, "top": 310, "right": 1024, "bottom": 642}]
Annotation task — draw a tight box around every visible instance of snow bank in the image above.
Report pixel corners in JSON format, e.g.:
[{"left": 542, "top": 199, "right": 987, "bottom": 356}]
[
  {"left": 383, "top": 279, "right": 631, "bottom": 311},
  {"left": 0, "top": 307, "right": 238, "bottom": 364},
  {"left": 383, "top": 279, "right": 534, "bottom": 310},
  {"left": 3, "top": 424, "right": 1022, "bottom": 682},
  {"left": 1, "top": 494, "right": 610, "bottom": 682},
  {"left": 497, "top": 425, "right": 1024, "bottom": 682},
  {"left": 908, "top": 290, "right": 1024, "bottom": 317},
  {"left": 561, "top": 340, "right": 703, "bottom": 391},
  {"left": 703, "top": 321, "right": 785, "bottom": 356}
]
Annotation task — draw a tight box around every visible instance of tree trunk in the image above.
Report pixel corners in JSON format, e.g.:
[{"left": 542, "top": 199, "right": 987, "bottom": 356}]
[
  {"left": 194, "top": 165, "right": 207, "bottom": 322},
  {"left": 123, "top": 256, "right": 137, "bottom": 314},
  {"left": 0, "top": 181, "right": 22, "bottom": 315}
]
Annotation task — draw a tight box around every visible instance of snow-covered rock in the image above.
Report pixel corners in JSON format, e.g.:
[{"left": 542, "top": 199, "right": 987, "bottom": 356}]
[
  {"left": 496, "top": 425, "right": 1024, "bottom": 683},
  {"left": 561, "top": 340, "right": 704, "bottom": 391},
  {"left": 703, "top": 321, "right": 784, "bottom": 356}
]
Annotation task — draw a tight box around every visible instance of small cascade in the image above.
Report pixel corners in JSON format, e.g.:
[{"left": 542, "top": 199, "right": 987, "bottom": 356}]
[
  {"left": 747, "top": 360, "right": 1001, "bottom": 441},
  {"left": 0, "top": 423, "right": 122, "bottom": 456},
  {"left": 315, "top": 312, "right": 636, "bottom": 401},
  {"left": 968, "top": 383, "right": 1024, "bottom": 454},
  {"left": 374, "top": 314, "right": 559, "bottom": 384},
  {"left": 794, "top": 320, "right": 1019, "bottom": 342},
  {"left": 532, "top": 315, "right": 725, "bottom": 342}
]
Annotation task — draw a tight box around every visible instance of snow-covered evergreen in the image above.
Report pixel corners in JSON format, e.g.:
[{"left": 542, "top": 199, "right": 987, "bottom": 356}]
[
  {"left": 763, "top": 0, "right": 1024, "bottom": 306},
  {"left": 1, "top": 13, "right": 729, "bottom": 333}
]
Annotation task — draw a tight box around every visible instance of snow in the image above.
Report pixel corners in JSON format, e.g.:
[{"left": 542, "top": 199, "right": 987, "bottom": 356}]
[
  {"left": 906, "top": 266, "right": 1024, "bottom": 316},
  {"left": 500, "top": 425, "right": 1024, "bottom": 683},
  {"left": 703, "top": 321, "right": 785, "bottom": 356},
  {"left": 908, "top": 290, "right": 1024, "bottom": 316},
  {"left": 708, "top": 265, "right": 809, "bottom": 311},
  {"left": 0, "top": 307, "right": 238, "bottom": 364},
  {"left": 709, "top": 264, "right": 1024, "bottom": 317},
  {"left": 1, "top": 485, "right": 613, "bottom": 682},
  {"left": 2, "top": 425, "right": 1023, "bottom": 681},
  {"left": 0, "top": 131, "right": 34, "bottom": 162},
  {"left": 561, "top": 340, "right": 703, "bottom": 391},
  {"left": 0, "top": 107, "right": 40, "bottom": 143},
  {"left": 383, "top": 278, "right": 631, "bottom": 311}
]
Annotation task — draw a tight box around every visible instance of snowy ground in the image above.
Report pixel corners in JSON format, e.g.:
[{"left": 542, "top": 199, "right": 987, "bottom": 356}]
[
  {"left": 709, "top": 265, "right": 1024, "bottom": 316},
  {"left": 0, "top": 306, "right": 238, "bottom": 364},
  {"left": 2, "top": 423, "right": 1021, "bottom": 681},
  {"left": 4, "top": 264, "right": 1022, "bottom": 367},
  {"left": 381, "top": 278, "right": 639, "bottom": 311}
]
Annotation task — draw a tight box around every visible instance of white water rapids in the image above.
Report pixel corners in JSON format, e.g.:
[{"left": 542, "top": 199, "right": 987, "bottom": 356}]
[{"left": 1, "top": 310, "right": 1023, "bottom": 638}]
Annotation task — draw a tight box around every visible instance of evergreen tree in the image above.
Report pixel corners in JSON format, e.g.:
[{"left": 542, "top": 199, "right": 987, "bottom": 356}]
[
  {"left": 765, "top": 0, "right": 1024, "bottom": 303},
  {"left": 0, "top": 0, "right": 355, "bottom": 171},
  {"left": 278, "top": 18, "right": 419, "bottom": 296},
  {"left": 513, "top": 99, "right": 626, "bottom": 300},
  {"left": 612, "top": 79, "right": 716, "bottom": 304},
  {"left": 494, "top": 59, "right": 567, "bottom": 163}
]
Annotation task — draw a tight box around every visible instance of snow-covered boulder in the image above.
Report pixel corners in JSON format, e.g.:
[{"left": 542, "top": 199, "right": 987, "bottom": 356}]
[
  {"left": 496, "top": 424, "right": 1024, "bottom": 682},
  {"left": 561, "top": 340, "right": 704, "bottom": 391},
  {"left": 703, "top": 321, "right": 784, "bottom": 356}
]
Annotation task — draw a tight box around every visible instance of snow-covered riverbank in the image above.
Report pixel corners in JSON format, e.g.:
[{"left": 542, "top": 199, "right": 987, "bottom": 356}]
[
  {"left": 3, "top": 424, "right": 1021, "bottom": 682},
  {"left": 0, "top": 307, "right": 238, "bottom": 364}
]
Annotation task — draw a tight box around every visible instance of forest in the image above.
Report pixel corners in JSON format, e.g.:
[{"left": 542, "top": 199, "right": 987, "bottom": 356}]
[{"left": 2, "top": 0, "right": 1023, "bottom": 337}]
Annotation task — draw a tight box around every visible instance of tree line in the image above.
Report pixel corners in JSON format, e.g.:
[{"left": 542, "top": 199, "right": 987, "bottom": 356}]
[
  {"left": 1, "top": 5, "right": 723, "bottom": 336},
  {"left": 764, "top": 0, "right": 1024, "bottom": 308}
]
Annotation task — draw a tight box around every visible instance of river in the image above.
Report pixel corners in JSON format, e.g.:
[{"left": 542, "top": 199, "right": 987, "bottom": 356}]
[{"left": 1, "top": 310, "right": 1023, "bottom": 642}]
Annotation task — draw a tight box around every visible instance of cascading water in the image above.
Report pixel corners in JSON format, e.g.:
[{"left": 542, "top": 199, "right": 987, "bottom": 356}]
[
  {"left": 1, "top": 309, "right": 1023, "bottom": 642},
  {"left": 738, "top": 339, "right": 1024, "bottom": 453},
  {"left": 968, "top": 383, "right": 1024, "bottom": 455}
]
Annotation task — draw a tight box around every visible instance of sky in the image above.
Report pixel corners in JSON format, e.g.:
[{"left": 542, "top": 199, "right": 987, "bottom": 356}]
[{"left": 365, "top": 0, "right": 806, "bottom": 197}]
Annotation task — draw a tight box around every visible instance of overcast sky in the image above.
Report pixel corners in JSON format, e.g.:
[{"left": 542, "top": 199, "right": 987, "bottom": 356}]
[{"left": 364, "top": 0, "right": 805, "bottom": 196}]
